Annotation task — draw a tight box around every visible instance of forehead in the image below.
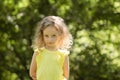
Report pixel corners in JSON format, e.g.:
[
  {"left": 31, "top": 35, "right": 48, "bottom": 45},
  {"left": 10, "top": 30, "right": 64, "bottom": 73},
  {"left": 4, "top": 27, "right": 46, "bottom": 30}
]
[{"left": 43, "top": 26, "right": 59, "bottom": 34}]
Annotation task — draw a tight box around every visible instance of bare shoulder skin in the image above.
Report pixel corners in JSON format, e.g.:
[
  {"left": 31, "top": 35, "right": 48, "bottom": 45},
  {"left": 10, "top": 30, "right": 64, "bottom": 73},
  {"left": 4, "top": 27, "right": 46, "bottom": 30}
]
[
  {"left": 63, "top": 55, "right": 69, "bottom": 80},
  {"left": 29, "top": 51, "right": 38, "bottom": 80}
]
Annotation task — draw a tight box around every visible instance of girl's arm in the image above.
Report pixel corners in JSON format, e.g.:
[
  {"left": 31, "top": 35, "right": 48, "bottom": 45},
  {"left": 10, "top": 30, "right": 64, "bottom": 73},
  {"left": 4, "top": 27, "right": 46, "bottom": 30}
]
[
  {"left": 63, "top": 55, "right": 69, "bottom": 80},
  {"left": 29, "top": 51, "right": 38, "bottom": 80}
]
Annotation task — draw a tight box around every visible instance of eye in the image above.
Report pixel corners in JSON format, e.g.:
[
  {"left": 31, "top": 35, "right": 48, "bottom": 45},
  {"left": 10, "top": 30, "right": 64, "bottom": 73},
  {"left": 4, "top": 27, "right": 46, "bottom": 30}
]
[
  {"left": 44, "top": 35, "right": 48, "bottom": 37},
  {"left": 52, "top": 35, "right": 56, "bottom": 37}
]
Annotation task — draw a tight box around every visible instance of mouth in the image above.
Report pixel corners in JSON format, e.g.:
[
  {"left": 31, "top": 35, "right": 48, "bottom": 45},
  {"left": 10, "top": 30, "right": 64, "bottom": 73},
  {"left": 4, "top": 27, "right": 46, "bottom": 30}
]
[{"left": 47, "top": 42, "right": 54, "bottom": 44}]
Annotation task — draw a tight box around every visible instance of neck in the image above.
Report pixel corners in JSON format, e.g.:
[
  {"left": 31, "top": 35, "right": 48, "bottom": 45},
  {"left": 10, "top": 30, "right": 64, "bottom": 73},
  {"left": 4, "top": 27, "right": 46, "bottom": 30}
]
[{"left": 45, "top": 46, "right": 58, "bottom": 51}]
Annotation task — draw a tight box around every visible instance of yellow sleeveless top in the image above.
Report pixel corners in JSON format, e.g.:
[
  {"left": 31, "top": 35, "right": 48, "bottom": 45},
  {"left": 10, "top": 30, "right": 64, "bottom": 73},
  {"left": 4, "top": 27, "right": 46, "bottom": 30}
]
[{"left": 35, "top": 48, "right": 69, "bottom": 80}]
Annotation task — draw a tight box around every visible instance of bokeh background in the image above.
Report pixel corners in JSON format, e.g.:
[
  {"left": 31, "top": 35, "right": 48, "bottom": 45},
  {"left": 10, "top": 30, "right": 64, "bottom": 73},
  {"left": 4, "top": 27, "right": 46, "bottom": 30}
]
[{"left": 0, "top": 0, "right": 120, "bottom": 80}]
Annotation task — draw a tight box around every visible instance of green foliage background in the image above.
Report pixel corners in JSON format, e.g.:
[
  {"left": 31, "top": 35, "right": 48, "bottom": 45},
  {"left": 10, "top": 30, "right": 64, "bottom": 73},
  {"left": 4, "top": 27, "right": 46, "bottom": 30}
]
[{"left": 0, "top": 0, "right": 120, "bottom": 80}]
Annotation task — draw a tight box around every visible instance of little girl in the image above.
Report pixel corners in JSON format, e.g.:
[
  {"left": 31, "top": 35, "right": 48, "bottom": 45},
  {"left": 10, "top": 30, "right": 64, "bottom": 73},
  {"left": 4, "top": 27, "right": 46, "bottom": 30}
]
[{"left": 29, "top": 16, "right": 73, "bottom": 80}]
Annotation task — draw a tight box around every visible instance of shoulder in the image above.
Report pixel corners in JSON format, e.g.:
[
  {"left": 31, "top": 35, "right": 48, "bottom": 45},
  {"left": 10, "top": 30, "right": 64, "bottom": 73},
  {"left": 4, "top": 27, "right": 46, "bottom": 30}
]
[
  {"left": 58, "top": 49, "right": 70, "bottom": 56},
  {"left": 33, "top": 48, "right": 44, "bottom": 55}
]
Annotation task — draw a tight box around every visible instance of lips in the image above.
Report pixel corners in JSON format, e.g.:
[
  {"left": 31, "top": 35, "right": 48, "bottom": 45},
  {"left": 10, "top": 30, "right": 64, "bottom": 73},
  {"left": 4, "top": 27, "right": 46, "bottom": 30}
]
[{"left": 47, "top": 42, "right": 54, "bottom": 44}]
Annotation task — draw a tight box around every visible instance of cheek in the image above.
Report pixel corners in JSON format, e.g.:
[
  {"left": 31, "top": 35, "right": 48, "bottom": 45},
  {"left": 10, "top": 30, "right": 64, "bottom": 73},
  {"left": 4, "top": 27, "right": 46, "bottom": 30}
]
[
  {"left": 57, "top": 36, "right": 62, "bottom": 43},
  {"left": 43, "top": 37, "right": 47, "bottom": 42}
]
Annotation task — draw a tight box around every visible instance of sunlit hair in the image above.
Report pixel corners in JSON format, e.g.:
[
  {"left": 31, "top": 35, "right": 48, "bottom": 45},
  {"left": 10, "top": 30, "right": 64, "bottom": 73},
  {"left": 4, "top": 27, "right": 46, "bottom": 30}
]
[{"left": 32, "top": 16, "right": 73, "bottom": 51}]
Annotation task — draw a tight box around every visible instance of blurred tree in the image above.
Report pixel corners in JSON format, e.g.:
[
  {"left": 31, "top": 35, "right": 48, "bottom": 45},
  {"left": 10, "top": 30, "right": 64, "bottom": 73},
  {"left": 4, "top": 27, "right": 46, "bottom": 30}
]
[{"left": 0, "top": 0, "right": 120, "bottom": 80}]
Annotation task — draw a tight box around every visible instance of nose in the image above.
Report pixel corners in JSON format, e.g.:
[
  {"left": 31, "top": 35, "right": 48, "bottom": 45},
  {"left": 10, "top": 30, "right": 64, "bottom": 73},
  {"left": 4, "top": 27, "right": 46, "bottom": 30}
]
[{"left": 48, "top": 37, "right": 54, "bottom": 42}]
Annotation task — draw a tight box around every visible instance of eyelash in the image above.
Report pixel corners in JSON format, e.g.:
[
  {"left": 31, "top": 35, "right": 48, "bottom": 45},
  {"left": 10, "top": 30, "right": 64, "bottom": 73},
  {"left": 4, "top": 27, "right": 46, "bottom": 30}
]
[
  {"left": 45, "top": 35, "right": 48, "bottom": 37},
  {"left": 44, "top": 35, "right": 56, "bottom": 37},
  {"left": 52, "top": 35, "right": 56, "bottom": 37}
]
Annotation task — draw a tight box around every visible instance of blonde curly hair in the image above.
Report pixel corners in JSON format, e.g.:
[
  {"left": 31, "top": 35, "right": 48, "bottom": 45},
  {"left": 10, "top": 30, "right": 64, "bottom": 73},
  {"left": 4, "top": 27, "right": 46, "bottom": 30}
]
[{"left": 32, "top": 16, "right": 73, "bottom": 51}]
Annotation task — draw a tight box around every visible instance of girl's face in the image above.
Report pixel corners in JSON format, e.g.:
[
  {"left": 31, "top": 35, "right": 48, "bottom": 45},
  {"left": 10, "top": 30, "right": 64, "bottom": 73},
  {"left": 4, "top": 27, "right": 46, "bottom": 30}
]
[{"left": 43, "top": 26, "right": 61, "bottom": 49}]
